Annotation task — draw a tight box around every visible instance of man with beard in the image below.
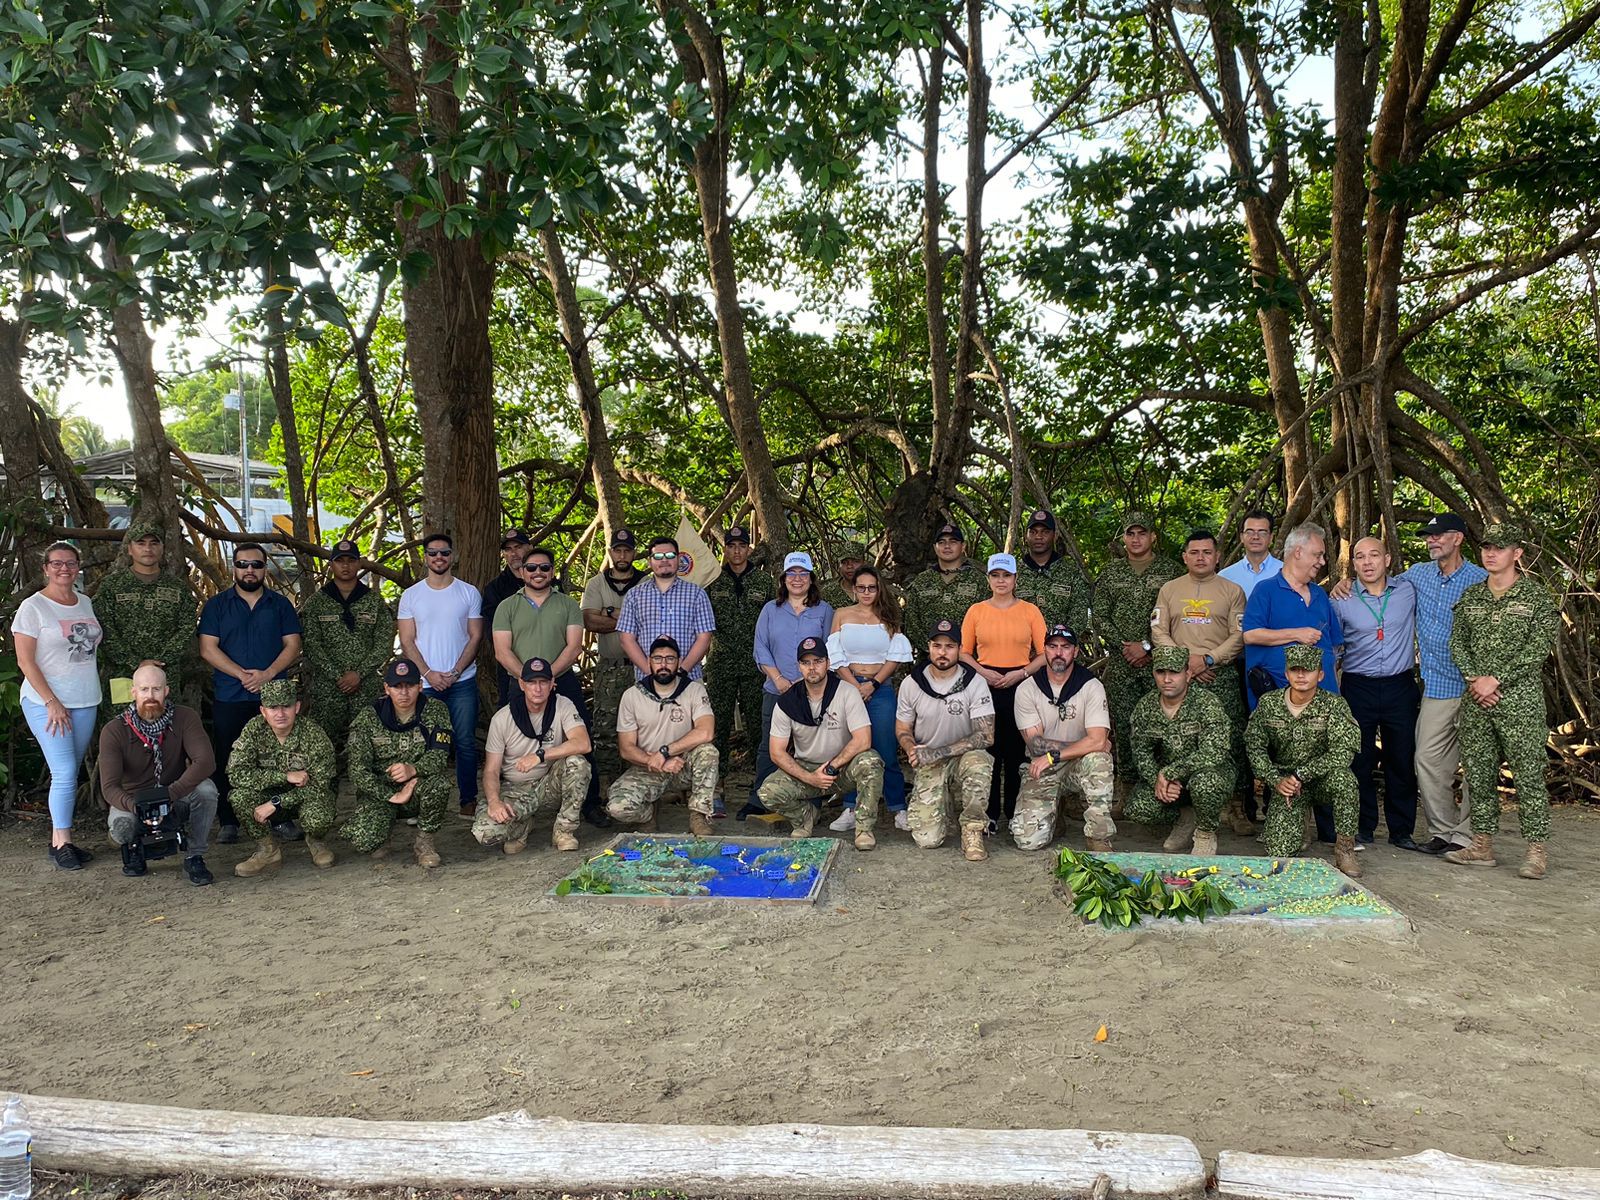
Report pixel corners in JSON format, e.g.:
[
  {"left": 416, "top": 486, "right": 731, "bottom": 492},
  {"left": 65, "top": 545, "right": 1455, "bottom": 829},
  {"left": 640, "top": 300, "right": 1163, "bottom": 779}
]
[
  {"left": 97, "top": 663, "right": 218, "bottom": 885},
  {"left": 1013, "top": 625, "right": 1115, "bottom": 852},
  {"left": 1125, "top": 644, "right": 1234, "bottom": 856},
  {"left": 228, "top": 679, "right": 339, "bottom": 878},
  {"left": 342, "top": 659, "right": 455, "bottom": 867},
  {"left": 299, "top": 539, "right": 395, "bottom": 750},
  {"left": 198, "top": 542, "right": 303, "bottom": 842},
  {"left": 1014, "top": 509, "right": 1092, "bottom": 635},
  {"left": 582, "top": 527, "right": 643, "bottom": 802},
  {"left": 94, "top": 518, "right": 199, "bottom": 705},
  {"left": 606, "top": 637, "right": 720, "bottom": 834}
]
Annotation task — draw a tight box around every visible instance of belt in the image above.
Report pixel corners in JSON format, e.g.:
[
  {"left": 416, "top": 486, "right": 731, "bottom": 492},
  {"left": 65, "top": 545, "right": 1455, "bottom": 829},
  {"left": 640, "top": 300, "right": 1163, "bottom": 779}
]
[{"left": 1341, "top": 670, "right": 1413, "bottom": 682}]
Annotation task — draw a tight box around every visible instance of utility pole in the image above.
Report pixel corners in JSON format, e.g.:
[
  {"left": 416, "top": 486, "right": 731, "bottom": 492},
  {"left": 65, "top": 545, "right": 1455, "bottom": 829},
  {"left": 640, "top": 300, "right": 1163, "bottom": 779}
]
[{"left": 221, "top": 358, "right": 251, "bottom": 527}]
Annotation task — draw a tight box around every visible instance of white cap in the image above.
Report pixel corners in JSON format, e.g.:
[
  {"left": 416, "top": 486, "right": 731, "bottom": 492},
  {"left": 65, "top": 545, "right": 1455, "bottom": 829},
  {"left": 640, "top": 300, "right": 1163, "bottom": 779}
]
[
  {"left": 783, "top": 551, "right": 815, "bottom": 573},
  {"left": 986, "top": 552, "right": 1017, "bottom": 574}
]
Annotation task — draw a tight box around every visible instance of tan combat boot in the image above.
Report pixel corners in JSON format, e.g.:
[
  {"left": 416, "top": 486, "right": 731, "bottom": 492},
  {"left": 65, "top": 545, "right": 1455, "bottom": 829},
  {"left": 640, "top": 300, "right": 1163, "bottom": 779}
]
[
  {"left": 1191, "top": 830, "right": 1218, "bottom": 858},
  {"left": 854, "top": 829, "right": 876, "bottom": 852},
  {"left": 789, "top": 806, "right": 816, "bottom": 838},
  {"left": 413, "top": 832, "right": 441, "bottom": 868},
  {"left": 502, "top": 835, "right": 529, "bottom": 856},
  {"left": 369, "top": 837, "right": 390, "bottom": 861},
  {"left": 233, "top": 839, "right": 282, "bottom": 878},
  {"left": 551, "top": 826, "right": 579, "bottom": 852},
  {"left": 636, "top": 805, "right": 659, "bottom": 833},
  {"left": 1161, "top": 809, "right": 1197, "bottom": 853},
  {"left": 1225, "top": 795, "right": 1258, "bottom": 836},
  {"left": 1085, "top": 837, "right": 1114, "bottom": 853},
  {"left": 1518, "top": 842, "right": 1546, "bottom": 880},
  {"left": 1444, "top": 833, "right": 1496, "bottom": 867},
  {"left": 961, "top": 825, "right": 987, "bottom": 861},
  {"left": 688, "top": 810, "right": 716, "bottom": 837},
  {"left": 1333, "top": 834, "right": 1363, "bottom": 878},
  {"left": 305, "top": 837, "right": 335, "bottom": 869}
]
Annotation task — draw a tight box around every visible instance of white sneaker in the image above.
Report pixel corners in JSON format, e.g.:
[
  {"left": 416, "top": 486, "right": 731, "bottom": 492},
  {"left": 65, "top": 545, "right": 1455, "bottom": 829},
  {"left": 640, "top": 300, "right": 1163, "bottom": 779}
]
[
  {"left": 893, "top": 811, "right": 910, "bottom": 831},
  {"left": 829, "top": 809, "right": 857, "bottom": 832}
]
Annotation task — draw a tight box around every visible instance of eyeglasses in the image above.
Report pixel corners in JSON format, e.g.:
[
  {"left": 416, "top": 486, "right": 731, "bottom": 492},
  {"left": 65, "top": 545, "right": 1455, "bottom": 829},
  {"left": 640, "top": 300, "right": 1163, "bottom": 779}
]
[
  {"left": 424, "top": 548, "right": 452, "bottom": 558},
  {"left": 45, "top": 559, "right": 80, "bottom": 570},
  {"left": 234, "top": 561, "right": 267, "bottom": 570},
  {"left": 648, "top": 656, "right": 679, "bottom": 666},
  {"left": 854, "top": 583, "right": 879, "bottom": 593},
  {"left": 650, "top": 552, "right": 678, "bottom": 561},
  {"left": 523, "top": 563, "right": 553, "bottom": 573}
]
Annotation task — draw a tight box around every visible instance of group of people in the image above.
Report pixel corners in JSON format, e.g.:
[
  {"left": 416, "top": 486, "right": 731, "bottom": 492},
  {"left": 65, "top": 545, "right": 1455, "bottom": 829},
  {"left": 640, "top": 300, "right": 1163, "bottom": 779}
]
[{"left": 9, "top": 502, "right": 1560, "bottom": 885}]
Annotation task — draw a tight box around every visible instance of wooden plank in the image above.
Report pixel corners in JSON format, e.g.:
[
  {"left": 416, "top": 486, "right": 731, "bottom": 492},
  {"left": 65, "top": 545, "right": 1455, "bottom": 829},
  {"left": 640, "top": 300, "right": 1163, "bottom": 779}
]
[
  {"left": 1217, "top": 1147, "right": 1600, "bottom": 1199},
  {"left": 12, "top": 1092, "right": 1206, "bottom": 1198}
]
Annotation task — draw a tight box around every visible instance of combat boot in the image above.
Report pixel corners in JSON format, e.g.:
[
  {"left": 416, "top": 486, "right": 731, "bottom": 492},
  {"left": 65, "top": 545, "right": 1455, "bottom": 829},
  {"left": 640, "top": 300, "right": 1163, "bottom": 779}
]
[
  {"left": 636, "top": 805, "right": 659, "bottom": 833},
  {"left": 961, "top": 825, "right": 987, "bottom": 861},
  {"left": 1161, "top": 810, "right": 1197, "bottom": 853},
  {"left": 1333, "top": 834, "right": 1363, "bottom": 878},
  {"left": 789, "top": 805, "right": 816, "bottom": 838},
  {"left": 551, "top": 827, "right": 579, "bottom": 852},
  {"left": 305, "top": 837, "right": 336, "bottom": 869},
  {"left": 1518, "top": 842, "right": 1546, "bottom": 880},
  {"left": 1225, "top": 795, "right": 1257, "bottom": 836},
  {"left": 413, "top": 832, "right": 441, "bottom": 869},
  {"left": 369, "top": 832, "right": 391, "bottom": 860},
  {"left": 1443, "top": 833, "right": 1496, "bottom": 867},
  {"left": 688, "top": 810, "right": 716, "bottom": 837},
  {"left": 1191, "top": 830, "right": 1218, "bottom": 857},
  {"left": 1085, "top": 837, "right": 1114, "bottom": 853},
  {"left": 502, "top": 836, "right": 529, "bottom": 856},
  {"left": 854, "top": 829, "right": 876, "bottom": 852},
  {"left": 233, "top": 839, "right": 282, "bottom": 878}
]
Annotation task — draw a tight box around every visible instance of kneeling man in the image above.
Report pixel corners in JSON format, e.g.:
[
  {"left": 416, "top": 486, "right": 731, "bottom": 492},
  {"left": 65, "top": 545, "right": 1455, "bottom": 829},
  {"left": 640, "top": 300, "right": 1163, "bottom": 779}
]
[
  {"left": 473, "top": 657, "right": 593, "bottom": 853},
  {"left": 229, "top": 678, "right": 338, "bottom": 877},
  {"left": 1014, "top": 625, "right": 1115, "bottom": 852},
  {"left": 1125, "top": 644, "right": 1234, "bottom": 855},
  {"left": 895, "top": 619, "right": 995, "bottom": 861},
  {"left": 344, "top": 658, "right": 455, "bottom": 867},
  {"left": 609, "top": 636, "right": 720, "bottom": 834}
]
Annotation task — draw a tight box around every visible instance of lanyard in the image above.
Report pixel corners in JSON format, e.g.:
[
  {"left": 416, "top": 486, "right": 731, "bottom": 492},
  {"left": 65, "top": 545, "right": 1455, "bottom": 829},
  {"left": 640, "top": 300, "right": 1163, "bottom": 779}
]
[{"left": 1357, "top": 586, "right": 1391, "bottom": 641}]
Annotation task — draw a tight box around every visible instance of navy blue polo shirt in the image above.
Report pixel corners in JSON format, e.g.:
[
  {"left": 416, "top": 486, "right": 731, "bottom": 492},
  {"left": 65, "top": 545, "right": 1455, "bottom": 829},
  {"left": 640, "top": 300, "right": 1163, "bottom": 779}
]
[
  {"left": 198, "top": 586, "right": 302, "bottom": 703},
  {"left": 1241, "top": 570, "right": 1343, "bottom": 708}
]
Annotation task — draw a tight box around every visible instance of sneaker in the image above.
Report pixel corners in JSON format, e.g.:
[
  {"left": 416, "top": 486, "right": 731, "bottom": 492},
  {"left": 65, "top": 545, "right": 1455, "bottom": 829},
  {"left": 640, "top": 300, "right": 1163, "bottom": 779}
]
[
  {"left": 829, "top": 809, "right": 857, "bottom": 832},
  {"left": 1353, "top": 841, "right": 1366, "bottom": 853},
  {"left": 712, "top": 796, "right": 727, "bottom": 819},
  {"left": 893, "top": 811, "right": 910, "bottom": 832},
  {"left": 403, "top": 816, "right": 418, "bottom": 826},
  {"left": 67, "top": 843, "right": 94, "bottom": 865},
  {"left": 50, "top": 844, "right": 83, "bottom": 871},
  {"left": 184, "top": 856, "right": 214, "bottom": 887}
]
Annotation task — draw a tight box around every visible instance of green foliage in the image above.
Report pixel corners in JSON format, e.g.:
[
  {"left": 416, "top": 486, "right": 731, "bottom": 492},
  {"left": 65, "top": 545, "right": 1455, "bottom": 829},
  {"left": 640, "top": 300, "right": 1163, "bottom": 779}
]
[
  {"left": 554, "top": 864, "right": 615, "bottom": 895},
  {"left": 164, "top": 369, "right": 277, "bottom": 459},
  {"left": 1056, "top": 848, "right": 1237, "bottom": 927}
]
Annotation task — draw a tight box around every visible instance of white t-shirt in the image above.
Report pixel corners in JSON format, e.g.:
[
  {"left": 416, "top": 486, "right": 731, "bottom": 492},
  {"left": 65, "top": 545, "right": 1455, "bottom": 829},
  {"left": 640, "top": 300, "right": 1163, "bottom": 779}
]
[
  {"left": 397, "top": 577, "right": 482, "bottom": 681},
  {"left": 486, "top": 696, "right": 584, "bottom": 786},
  {"left": 769, "top": 683, "right": 871, "bottom": 763},
  {"left": 895, "top": 668, "right": 995, "bottom": 750},
  {"left": 1013, "top": 672, "right": 1111, "bottom": 746},
  {"left": 12, "top": 590, "right": 103, "bottom": 707}
]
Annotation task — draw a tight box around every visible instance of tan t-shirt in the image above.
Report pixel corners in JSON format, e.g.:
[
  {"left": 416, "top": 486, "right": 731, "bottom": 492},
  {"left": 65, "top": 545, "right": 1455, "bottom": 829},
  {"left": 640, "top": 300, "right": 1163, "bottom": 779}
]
[
  {"left": 895, "top": 668, "right": 995, "bottom": 750},
  {"left": 769, "top": 683, "right": 871, "bottom": 763},
  {"left": 1013, "top": 672, "right": 1111, "bottom": 745},
  {"left": 617, "top": 678, "right": 713, "bottom": 751},
  {"left": 581, "top": 570, "right": 640, "bottom": 661},
  {"left": 1150, "top": 574, "right": 1246, "bottom": 663},
  {"left": 486, "top": 696, "right": 584, "bottom": 786}
]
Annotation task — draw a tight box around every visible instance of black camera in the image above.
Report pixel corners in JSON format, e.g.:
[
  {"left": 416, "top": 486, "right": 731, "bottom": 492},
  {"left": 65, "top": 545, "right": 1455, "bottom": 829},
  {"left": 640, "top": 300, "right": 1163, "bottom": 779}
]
[{"left": 121, "top": 788, "right": 190, "bottom": 876}]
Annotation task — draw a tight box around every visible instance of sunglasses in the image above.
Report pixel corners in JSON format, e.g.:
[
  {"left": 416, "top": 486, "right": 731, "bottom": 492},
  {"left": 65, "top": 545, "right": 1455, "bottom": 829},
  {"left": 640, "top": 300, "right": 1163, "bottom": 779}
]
[
  {"left": 424, "top": 548, "right": 452, "bottom": 558},
  {"left": 523, "top": 563, "right": 553, "bottom": 573},
  {"left": 650, "top": 552, "right": 678, "bottom": 561},
  {"left": 234, "top": 560, "right": 267, "bottom": 570}
]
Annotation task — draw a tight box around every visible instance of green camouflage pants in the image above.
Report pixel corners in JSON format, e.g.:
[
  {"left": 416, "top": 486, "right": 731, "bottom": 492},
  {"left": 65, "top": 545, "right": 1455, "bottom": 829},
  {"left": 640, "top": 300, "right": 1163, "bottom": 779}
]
[
  {"left": 231, "top": 786, "right": 336, "bottom": 841},
  {"left": 591, "top": 657, "right": 634, "bottom": 786},
  {"left": 1194, "top": 666, "right": 1246, "bottom": 783},
  {"left": 1124, "top": 765, "right": 1234, "bottom": 834},
  {"left": 707, "top": 663, "right": 765, "bottom": 765},
  {"left": 342, "top": 776, "right": 453, "bottom": 853},
  {"left": 1261, "top": 770, "right": 1358, "bottom": 857},
  {"left": 607, "top": 744, "right": 720, "bottom": 822},
  {"left": 1459, "top": 697, "right": 1551, "bottom": 842},
  {"left": 906, "top": 750, "right": 993, "bottom": 848},
  {"left": 1103, "top": 660, "right": 1155, "bottom": 780},
  {"left": 758, "top": 753, "right": 884, "bottom": 831},
  {"left": 1011, "top": 750, "right": 1116, "bottom": 850},
  {"left": 305, "top": 683, "right": 379, "bottom": 754},
  {"left": 471, "top": 757, "right": 592, "bottom": 847}
]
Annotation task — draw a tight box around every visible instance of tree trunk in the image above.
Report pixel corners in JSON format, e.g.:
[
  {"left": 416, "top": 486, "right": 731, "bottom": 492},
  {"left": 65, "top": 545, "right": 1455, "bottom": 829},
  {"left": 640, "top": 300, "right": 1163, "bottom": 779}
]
[
  {"left": 263, "top": 310, "right": 314, "bottom": 584},
  {"left": 0, "top": 314, "right": 47, "bottom": 553}
]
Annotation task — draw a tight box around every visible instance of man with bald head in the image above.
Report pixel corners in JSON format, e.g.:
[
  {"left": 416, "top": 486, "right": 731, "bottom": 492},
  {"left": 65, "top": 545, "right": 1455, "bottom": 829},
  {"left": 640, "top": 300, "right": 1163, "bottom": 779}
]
[{"left": 1332, "top": 538, "right": 1422, "bottom": 850}]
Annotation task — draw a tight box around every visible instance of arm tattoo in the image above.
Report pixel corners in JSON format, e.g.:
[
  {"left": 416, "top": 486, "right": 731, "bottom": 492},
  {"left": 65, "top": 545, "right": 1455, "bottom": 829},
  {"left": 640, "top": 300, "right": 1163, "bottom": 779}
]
[
  {"left": 1025, "top": 732, "right": 1072, "bottom": 759},
  {"left": 922, "top": 716, "right": 996, "bottom": 764}
]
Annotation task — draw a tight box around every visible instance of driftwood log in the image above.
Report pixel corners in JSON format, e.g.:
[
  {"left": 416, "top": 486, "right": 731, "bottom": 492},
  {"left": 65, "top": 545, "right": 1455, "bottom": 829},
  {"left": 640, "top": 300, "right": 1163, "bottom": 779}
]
[
  {"left": 1216, "top": 1147, "right": 1600, "bottom": 1199},
  {"left": 12, "top": 1091, "right": 1207, "bottom": 1198}
]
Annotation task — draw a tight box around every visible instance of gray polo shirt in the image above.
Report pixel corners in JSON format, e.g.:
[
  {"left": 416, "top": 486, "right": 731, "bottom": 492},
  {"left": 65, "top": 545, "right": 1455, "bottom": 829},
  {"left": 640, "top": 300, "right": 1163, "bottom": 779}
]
[{"left": 1331, "top": 576, "right": 1417, "bottom": 677}]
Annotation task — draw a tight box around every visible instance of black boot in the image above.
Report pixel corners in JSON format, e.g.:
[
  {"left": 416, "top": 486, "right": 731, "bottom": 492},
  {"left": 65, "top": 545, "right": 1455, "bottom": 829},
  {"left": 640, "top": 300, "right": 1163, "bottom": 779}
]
[
  {"left": 121, "top": 842, "right": 148, "bottom": 878},
  {"left": 582, "top": 804, "right": 613, "bottom": 829}
]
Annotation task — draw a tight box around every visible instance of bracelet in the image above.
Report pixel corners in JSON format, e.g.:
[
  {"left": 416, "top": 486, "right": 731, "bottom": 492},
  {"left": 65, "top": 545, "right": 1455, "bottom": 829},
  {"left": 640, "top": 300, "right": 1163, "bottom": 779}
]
[{"left": 1043, "top": 752, "right": 1055, "bottom": 766}]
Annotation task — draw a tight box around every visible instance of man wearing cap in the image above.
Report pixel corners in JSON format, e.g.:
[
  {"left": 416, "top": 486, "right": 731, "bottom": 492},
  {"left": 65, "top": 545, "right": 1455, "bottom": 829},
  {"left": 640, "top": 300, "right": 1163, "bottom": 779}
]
[
  {"left": 484, "top": 529, "right": 533, "bottom": 706},
  {"left": 93, "top": 517, "right": 199, "bottom": 707},
  {"left": 1092, "top": 513, "right": 1182, "bottom": 783},
  {"left": 902, "top": 521, "right": 987, "bottom": 651},
  {"left": 583, "top": 528, "right": 644, "bottom": 796},
  {"left": 1443, "top": 523, "right": 1560, "bottom": 878},
  {"left": 342, "top": 659, "right": 455, "bottom": 868},
  {"left": 1245, "top": 643, "right": 1364, "bottom": 875},
  {"left": 617, "top": 536, "right": 716, "bottom": 683},
  {"left": 227, "top": 679, "right": 339, "bottom": 877},
  {"left": 1126, "top": 644, "right": 1234, "bottom": 855},
  {"left": 299, "top": 539, "right": 396, "bottom": 750},
  {"left": 1151, "top": 529, "right": 1251, "bottom": 833},
  {"left": 473, "top": 656, "right": 593, "bottom": 853},
  {"left": 704, "top": 525, "right": 775, "bottom": 783},
  {"left": 821, "top": 542, "right": 869, "bottom": 610},
  {"left": 1014, "top": 625, "right": 1115, "bottom": 852},
  {"left": 608, "top": 636, "right": 720, "bottom": 833},
  {"left": 759, "top": 636, "right": 884, "bottom": 846},
  {"left": 894, "top": 619, "right": 996, "bottom": 860},
  {"left": 1220, "top": 510, "right": 1283, "bottom": 599},
  {"left": 1015, "top": 509, "right": 1092, "bottom": 635}
]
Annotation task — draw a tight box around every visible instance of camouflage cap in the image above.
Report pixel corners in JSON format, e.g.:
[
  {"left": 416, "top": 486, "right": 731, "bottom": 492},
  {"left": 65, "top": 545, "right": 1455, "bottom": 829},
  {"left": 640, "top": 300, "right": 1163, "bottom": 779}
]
[
  {"left": 1284, "top": 644, "right": 1324, "bottom": 672},
  {"left": 836, "top": 541, "right": 868, "bottom": 561},
  {"left": 123, "top": 518, "right": 164, "bottom": 545},
  {"left": 1122, "top": 511, "right": 1154, "bottom": 534},
  {"left": 1151, "top": 644, "right": 1189, "bottom": 672},
  {"left": 259, "top": 679, "right": 298, "bottom": 707},
  {"left": 1479, "top": 521, "right": 1525, "bottom": 549}
]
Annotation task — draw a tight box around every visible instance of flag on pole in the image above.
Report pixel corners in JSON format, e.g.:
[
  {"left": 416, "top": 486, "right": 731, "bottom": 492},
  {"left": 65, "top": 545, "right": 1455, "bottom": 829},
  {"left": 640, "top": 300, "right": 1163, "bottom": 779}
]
[{"left": 674, "top": 514, "right": 720, "bottom": 587}]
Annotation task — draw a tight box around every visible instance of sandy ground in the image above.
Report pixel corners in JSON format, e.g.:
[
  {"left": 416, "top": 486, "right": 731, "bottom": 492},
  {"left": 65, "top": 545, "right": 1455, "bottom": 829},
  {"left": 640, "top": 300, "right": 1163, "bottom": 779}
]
[{"left": 4, "top": 774, "right": 1599, "bottom": 1179}]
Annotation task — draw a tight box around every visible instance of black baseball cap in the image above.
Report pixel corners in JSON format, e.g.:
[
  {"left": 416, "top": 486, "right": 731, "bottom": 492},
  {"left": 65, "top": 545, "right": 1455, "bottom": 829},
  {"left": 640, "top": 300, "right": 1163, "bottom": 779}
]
[
  {"left": 1419, "top": 513, "right": 1469, "bottom": 537},
  {"left": 934, "top": 521, "right": 964, "bottom": 542},
  {"left": 329, "top": 539, "right": 360, "bottom": 560},
  {"left": 725, "top": 524, "right": 751, "bottom": 544},
  {"left": 1044, "top": 625, "right": 1078, "bottom": 645},
  {"left": 796, "top": 636, "right": 827, "bottom": 661},
  {"left": 929, "top": 619, "right": 962, "bottom": 645},
  {"left": 384, "top": 658, "right": 421, "bottom": 686},
  {"left": 520, "top": 657, "right": 553, "bottom": 681},
  {"left": 609, "top": 528, "right": 637, "bottom": 548},
  {"left": 649, "top": 635, "right": 682, "bottom": 656},
  {"left": 501, "top": 528, "right": 531, "bottom": 548},
  {"left": 1027, "top": 509, "right": 1057, "bottom": 531}
]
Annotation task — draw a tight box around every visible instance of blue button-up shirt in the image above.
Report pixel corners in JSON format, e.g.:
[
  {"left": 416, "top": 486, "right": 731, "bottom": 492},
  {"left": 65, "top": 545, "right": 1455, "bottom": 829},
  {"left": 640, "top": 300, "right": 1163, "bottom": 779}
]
[
  {"left": 1401, "top": 558, "right": 1488, "bottom": 699},
  {"left": 1331, "top": 576, "right": 1418, "bottom": 677},
  {"left": 616, "top": 575, "right": 717, "bottom": 679},
  {"left": 197, "top": 586, "right": 302, "bottom": 703},
  {"left": 1242, "top": 570, "right": 1343, "bottom": 707},
  {"left": 1220, "top": 554, "right": 1284, "bottom": 599},
  {"left": 753, "top": 599, "right": 836, "bottom": 693}
]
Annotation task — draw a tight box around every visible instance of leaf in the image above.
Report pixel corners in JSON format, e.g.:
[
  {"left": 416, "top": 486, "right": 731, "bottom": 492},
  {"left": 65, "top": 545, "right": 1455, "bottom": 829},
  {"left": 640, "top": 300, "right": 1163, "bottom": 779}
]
[
  {"left": 1094, "top": 1024, "right": 1108, "bottom": 1043},
  {"left": 347, "top": 1069, "right": 375, "bottom": 1077}
]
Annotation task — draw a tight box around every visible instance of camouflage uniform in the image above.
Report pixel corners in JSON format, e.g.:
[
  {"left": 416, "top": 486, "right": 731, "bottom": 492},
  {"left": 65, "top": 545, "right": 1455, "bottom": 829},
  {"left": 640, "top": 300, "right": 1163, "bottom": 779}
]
[
  {"left": 704, "top": 565, "right": 775, "bottom": 763},
  {"left": 1093, "top": 551, "right": 1183, "bottom": 778},
  {"left": 341, "top": 697, "right": 454, "bottom": 853},
  {"left": 1449, "top": 561, "right": 1559, "bottom": 843},
  {"left": 471, "top": 757, "right": 592, "bottom": 848},
  {"left": 901, "top": 562, "right": 987, "bottom": 651},
  {"left": 583, "top": 568, "right": 644, "bottom": 786},
  {"left": 1244, "top": 656, "right": 1361, "bottom": 858},
  {"left": 93, "top": 520, "right": 199, "bottom": 698},
  {"left": 759, "top": 752, "right": 885, "bottom": 830},
  {"left": 299, "top": 584, "right": 396, "bottom": 748},
  {"left": 1015, "top": 554, "right": 1093, "bottom": 637},
  {"left": 906, "top": 751, "right": 994, "bottom": 848},
  {"left": 820, "top": 541, "right": 868, "bottom": 611},
  {"left": 607, "top": 743, "right": 721, "bottom": 821},
  {"left": 1012, "top": 753, "right": 1115, "bottom": 851},
  {"left": 1124, "top": 668, "right": 1234, "bottom": 834},
  {"left": 227, "top": 698, "right": 338, "bottom": 841}
]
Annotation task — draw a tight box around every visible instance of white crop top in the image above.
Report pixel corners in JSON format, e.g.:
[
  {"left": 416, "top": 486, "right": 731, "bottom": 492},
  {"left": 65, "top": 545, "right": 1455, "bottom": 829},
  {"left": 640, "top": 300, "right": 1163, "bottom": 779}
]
[{"left": 827, "top": 621, "right": 914, "bottom": 670}]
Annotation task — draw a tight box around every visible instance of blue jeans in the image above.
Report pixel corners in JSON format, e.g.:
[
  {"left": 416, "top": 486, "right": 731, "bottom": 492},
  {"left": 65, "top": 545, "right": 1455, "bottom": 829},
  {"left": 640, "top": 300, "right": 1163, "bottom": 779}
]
[
  {"left": 23, "top": 698, "right": 98, "bottom": 830},
  {"left": 425, "top": 676, "right": 479, "bottom": 805},
  {"left": 843, "top": 677, "right": 906, "bottom": 813}
]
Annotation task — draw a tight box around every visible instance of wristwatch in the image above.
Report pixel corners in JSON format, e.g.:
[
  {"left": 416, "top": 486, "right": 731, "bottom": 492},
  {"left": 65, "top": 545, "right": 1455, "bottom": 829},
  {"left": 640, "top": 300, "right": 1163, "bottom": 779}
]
[
  {"left": 660, "top": 744, "right": 672, "bottom": 759},
  {"left": 1141, "top": 639, "right": 1153, "bottom": 653},
  {"left": 1203, "top": 654, "right": 1215, "bottom": 668},
  {"left": 536, "top": 747, "right": 546, "bottom": 764}
]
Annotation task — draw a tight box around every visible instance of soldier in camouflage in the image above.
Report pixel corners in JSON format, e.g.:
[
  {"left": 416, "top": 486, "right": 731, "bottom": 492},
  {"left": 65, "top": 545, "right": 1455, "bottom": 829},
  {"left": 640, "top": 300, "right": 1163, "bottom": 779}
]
[
  {"left": 608, "top": 636, "right": 721, "bottom": 833},
  {"left": 820, "top": 541, "right": 868, "bottom": 611},
  {"left": 901, "top": 520, "right": 987, "bottom": 650},
  {"left": 703, "top": 525, "right": 774, "bottom": 789},
  {"left": 228, "top": 678, "right": 339, "bottom": 878},
  {"left": 299, "top": 539, "right": 396, "bottom": 751},
  {"left": 582, "top": 527, "right": 644, "bottom": 797},
  {"left": 1125, "top": 644, "right": 1234, "bottom": 855},
  {"left": 93, "top": 518, "right": 199, "bottom": 704},
  {"left": 1014, "top": 509, "right": 1093, "bottom": 635},
  {"left": 1093, "top": 512, "right": 1183, "bottom": 781},
  {"left": 1244, "top": 643, "right": 1363, "bottom": 876},
  {"left": 1444, "top": 522, "right": 1561, "bottom": 879},
  {"left": 342, "top": 659, "right": 454, "bottom": 867},
  {"left": 1013, "top": 625, "right": 1116, "bottom": 852}
]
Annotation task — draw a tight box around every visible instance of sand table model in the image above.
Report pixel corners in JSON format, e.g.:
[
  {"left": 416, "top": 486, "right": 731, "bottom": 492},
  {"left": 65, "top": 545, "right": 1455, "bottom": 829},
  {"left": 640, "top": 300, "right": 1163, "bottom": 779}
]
[{"left": 551, "top": 835, "right": 840, "bottom": 904}]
